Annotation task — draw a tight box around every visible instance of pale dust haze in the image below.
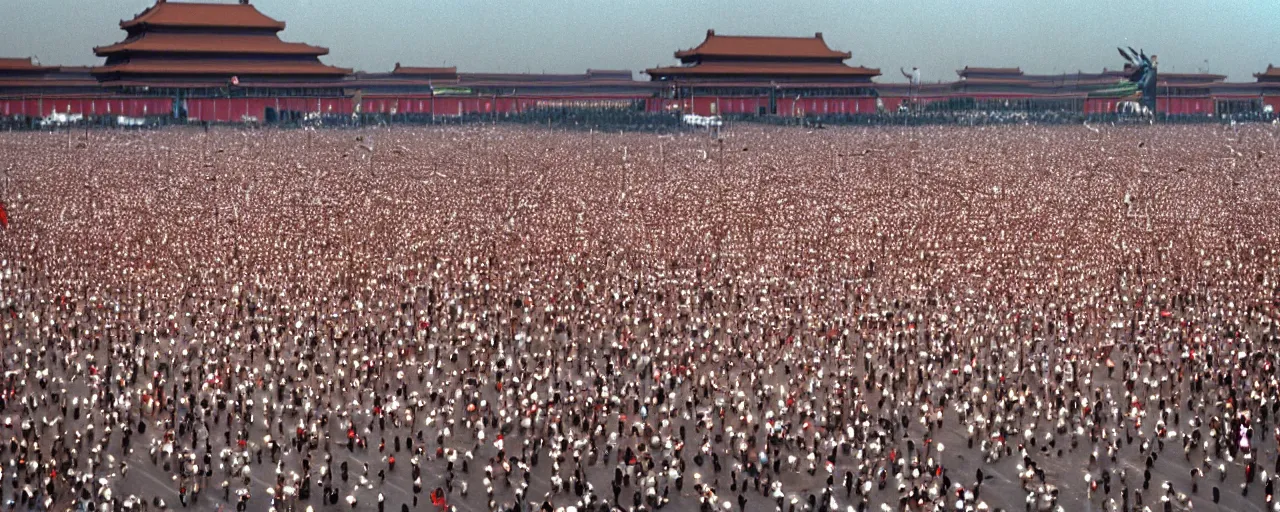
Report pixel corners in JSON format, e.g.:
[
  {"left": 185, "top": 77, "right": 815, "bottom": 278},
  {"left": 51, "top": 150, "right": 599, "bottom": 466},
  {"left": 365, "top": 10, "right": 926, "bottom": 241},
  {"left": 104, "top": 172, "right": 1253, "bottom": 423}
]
[{"left": 1, "top": 0, "right": 1278, "bottom": 81}]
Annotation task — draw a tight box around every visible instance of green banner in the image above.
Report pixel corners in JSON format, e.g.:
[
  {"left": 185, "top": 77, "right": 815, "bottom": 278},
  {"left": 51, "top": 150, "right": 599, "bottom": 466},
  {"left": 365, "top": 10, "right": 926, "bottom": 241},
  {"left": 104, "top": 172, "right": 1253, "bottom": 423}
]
[
  {"left": 432, "top": 87, "right": 472, "bottom": 96},
  {"left": 1086, "top": 81, "right": 1140, "bottom": 99}
]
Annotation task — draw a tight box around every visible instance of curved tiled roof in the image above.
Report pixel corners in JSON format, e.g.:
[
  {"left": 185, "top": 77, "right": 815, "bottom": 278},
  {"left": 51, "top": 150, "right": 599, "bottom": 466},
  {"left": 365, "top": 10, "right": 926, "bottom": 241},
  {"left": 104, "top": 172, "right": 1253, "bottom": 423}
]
[
  {"left": 120, "top": 1, "right": 286, "bottom": 30},
  {"left": 1252, "top": 65, "right": 1280, "bottom": 81},
  {"left": 95, "top": 2, "right": 347, "bottom": 81},
  {"left": 0, "top": 57, "right": 55, "bottom": 72},
  {"left": 960, "top": 67, "right": 1022, "bottom": 74},
  {"left": 586, "top": 69, "right": 634, "bottom": 80},
  {"left": 95, "top": 33, "right": 328, "bottom": 56},
  {"left": 675, "top": 31, "right": 851, "bottom": 60},
  {"left": 391, "top": 65, "right": 458, "bottom": 77},
  {"left": 94, "top": 59, "right": 350, "bottom": 76},
  {"left": 958, "top": 67, "right": 1024, "bottom": 78},
  {"left": 647, "top": 61, "right": 879, "bottom": 77}
]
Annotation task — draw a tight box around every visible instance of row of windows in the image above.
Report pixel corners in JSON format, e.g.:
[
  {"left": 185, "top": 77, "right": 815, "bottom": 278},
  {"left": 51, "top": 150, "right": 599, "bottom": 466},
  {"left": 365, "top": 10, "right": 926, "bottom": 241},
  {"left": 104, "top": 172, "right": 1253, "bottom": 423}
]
[
  {"left": 670, "top": 87, "right": 877, "bottom": 98},
  {"left": 1158, "top": 87, "right": 1211, "bottom": 96},
  {"left": 119, "top": 86, "right": 345, "bottom": 98},
  {"left": 1216, "top": 99, "right": 1262, "bottom": 114},
  {"left": 89, "top": 86, "right": 1263, "bottom": 104},
  {"left": 922, "top": 98, "right": 1088, "bottom": 112}
]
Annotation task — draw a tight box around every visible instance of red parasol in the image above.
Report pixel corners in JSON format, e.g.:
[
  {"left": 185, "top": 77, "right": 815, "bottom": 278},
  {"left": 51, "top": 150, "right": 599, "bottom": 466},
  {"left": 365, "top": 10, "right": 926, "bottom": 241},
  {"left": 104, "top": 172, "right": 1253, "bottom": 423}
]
[{"left": 0, "top": 201, "right": 8, "bottom": 229}]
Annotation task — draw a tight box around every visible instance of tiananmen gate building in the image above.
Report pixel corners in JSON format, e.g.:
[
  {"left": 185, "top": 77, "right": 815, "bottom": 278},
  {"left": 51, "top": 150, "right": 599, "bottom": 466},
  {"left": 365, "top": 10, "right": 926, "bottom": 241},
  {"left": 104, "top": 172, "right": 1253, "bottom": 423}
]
[{"left": 645, "top": 30, "right": 880, "bottom": 116}]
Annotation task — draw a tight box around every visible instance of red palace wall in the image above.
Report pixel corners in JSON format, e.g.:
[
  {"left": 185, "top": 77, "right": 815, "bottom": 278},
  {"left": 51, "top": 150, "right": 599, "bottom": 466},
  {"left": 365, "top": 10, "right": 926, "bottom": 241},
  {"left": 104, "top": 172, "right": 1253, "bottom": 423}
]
[
  {"left": 187, "top": 97, "right": 354, "bottom": 122},
  {"left": 665, "top": 96, "right": 879, "bottom": 116},
  {"left": 0, "top": 96, "right": 173, "bottom": 118},
  {"left": 0, "top": 92, "right": 1265, "bottom": 122},
  {"left": 137, "top": 94, "right": 659, "bottom": 122},
  {"left": 1157, "top": 97, "right": 1213, "bottom": 116},
  {"left": 1084, "top": 98, "right": 1120, "bottom": 114},
  {"left": 1084, "top": 97, "right": 1215, "bottom": 115},
  {"left": 780, "top": 97, "right": 878, "bottom": 117}
]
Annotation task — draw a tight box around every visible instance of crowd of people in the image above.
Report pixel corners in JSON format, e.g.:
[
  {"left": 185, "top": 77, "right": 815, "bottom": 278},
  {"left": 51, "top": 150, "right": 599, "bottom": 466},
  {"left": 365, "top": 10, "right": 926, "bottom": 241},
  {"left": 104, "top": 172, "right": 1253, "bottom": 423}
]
[{"left": 0, "top": 124, "right": 1278, "bottom": 512}]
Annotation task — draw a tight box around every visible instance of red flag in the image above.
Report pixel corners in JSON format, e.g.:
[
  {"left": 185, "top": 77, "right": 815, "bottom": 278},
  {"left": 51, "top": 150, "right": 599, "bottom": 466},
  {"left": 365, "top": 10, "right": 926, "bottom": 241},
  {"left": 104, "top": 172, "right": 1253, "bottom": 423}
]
[{"left": 0, "top": 201, "right": 8, "bottom": 229}]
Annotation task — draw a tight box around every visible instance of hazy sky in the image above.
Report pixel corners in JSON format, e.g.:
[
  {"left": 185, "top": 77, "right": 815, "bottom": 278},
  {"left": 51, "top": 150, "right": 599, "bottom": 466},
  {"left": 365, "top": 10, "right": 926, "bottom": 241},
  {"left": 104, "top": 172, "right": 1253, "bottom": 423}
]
[{"left": 2, "top": 0, "right": 1278, "bottom": 82}]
